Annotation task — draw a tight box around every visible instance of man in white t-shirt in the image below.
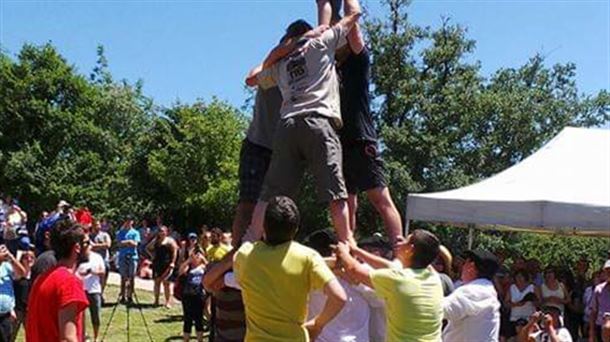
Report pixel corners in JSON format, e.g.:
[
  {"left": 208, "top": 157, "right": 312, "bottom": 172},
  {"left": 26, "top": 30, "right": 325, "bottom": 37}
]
[{"left": 78, "top": 250, "right": 106, "bottom": 342}]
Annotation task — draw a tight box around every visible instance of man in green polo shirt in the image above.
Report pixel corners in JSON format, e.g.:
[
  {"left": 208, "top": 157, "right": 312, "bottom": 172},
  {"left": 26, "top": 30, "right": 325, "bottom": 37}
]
[{"left": 335, "top": 229, "right": 443, "bottom": 341}]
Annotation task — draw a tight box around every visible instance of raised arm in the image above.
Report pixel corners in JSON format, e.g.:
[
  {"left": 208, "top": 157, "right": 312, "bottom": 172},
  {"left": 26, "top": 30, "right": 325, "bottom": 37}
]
[
  {"left": 334, "top": 0, "right": 361, "bottom": 36},
  {"left": 202, "top": 251, "right": 235, "bottom": 292},
  {"left": 334, "top": 242, "right": 374, "bottom": 288},
  {"left": 351, "top": 245, "right": 396, "bottom": 270},
  {"left": 317, "top": 0, "right": 333, "bottom": 26}
]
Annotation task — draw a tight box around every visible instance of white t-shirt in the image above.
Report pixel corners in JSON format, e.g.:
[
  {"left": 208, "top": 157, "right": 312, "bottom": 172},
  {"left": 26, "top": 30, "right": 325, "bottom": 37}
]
[
  {"left": 509, "top": 283, "right": 536, "bottom": 321},
  {"left": 443, "top": 278, "right": 501, "bottom": 342},
  {"left": 531, "top": 328, "right": 573, "bottom": 342},
  {"left": 308, "top": 278, "right": 371, "bottom": 342},
  {"left": 78, "top": 252, "right": 106, "bottom": 294}
]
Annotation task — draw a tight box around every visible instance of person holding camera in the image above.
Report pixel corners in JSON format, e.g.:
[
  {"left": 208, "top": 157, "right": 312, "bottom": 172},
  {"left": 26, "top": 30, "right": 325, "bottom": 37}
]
[
  {"left": 0, "top": 244, "right": 26, "bottom": 342},
  {"left": 518, "top": 307, "right": 573, "bottom": 342}
]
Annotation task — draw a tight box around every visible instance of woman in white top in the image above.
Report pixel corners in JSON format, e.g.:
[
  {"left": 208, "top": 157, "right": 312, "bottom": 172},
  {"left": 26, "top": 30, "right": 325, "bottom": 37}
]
[
  {"left": 536, "top": 267, "right": 570, "bottom": 315},
  {"left": 505, "top": 269, "right": 538, "bottom": 339}
]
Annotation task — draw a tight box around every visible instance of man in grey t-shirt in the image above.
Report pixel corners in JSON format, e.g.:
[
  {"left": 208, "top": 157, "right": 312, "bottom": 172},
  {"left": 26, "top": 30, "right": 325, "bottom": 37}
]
[{"left": 244, "top": 0, "right": 362, "bottom": 245}]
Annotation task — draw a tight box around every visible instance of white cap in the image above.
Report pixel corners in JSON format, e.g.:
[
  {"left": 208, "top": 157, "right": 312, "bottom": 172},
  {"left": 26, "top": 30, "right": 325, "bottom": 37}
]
[
  {"left": 604, "top": 259, "right": 610, "bottom": 270},
  {"left": 58, "top": 200, "right": 70, "bottom": 208}
]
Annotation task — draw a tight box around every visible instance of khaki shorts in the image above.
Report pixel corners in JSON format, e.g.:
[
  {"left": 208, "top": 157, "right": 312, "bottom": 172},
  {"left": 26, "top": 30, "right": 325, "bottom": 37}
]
[{"left": 260, "top": 114, "right": 347, "bottom": 202}]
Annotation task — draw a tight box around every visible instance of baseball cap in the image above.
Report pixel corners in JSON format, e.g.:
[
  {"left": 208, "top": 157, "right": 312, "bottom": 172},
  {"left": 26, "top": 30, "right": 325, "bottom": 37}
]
[
  {"left": 603, "top": 259, "right": 610, "bottom": 270},
  {"left": 188, "top": 233, "right": 198, "bottom": 240},
  {"left": 463, "top": 249, "right": 500, "bottom": 280},
  {"left": 58, "top": 200, "right": 70, "bottom": 208}
]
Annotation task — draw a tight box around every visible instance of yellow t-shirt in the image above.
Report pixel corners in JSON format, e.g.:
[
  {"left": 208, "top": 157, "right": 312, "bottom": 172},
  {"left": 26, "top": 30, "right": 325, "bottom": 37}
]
[
  {"left": 370, "top": 267, "right": 443, "bottom": 342},
  {"left": 234, "top": 241, "right": 335, "bottom": 342},
  {"left": 206, "top": 244, "right": 231, "bottom": 262}
]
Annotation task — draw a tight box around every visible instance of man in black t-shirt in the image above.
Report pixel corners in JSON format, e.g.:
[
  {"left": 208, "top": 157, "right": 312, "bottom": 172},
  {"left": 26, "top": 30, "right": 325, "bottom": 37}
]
[{"left": 317, "top": 0, "right": 403, "bottom": 246}]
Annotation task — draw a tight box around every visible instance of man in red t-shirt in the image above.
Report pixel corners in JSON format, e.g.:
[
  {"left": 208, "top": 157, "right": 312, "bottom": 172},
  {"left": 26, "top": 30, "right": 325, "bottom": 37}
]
[{"left": 26, "top": 220, "right": 90, "bottom": 342}]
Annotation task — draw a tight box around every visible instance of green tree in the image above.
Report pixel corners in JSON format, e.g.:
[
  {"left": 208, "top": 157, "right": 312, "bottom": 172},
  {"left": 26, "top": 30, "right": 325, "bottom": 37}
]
[
  {"left": 130, "top": 99, "right": 246, "bottom": 229},
  {"left": 361, "top": 0, "right": 609, "bottom": 243},
  {"left": 0, "top": 44, "right": 153, "bottom": 219}
]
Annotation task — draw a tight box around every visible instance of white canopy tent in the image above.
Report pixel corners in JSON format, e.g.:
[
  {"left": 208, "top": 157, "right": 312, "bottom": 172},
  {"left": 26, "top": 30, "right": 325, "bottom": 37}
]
[{"left": 405, "top": 127, "right": 610, "bottom": 239}]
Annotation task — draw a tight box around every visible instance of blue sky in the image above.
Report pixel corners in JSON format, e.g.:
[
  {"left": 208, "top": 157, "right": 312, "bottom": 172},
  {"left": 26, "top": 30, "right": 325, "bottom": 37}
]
[{"left": 2, "top": 0, "right": 609, "bottom": 110}]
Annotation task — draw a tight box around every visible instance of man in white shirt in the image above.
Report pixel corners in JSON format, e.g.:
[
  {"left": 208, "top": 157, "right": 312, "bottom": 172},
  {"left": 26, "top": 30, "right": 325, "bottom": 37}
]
[
  {"left": 78, "top": 249, "right": 106, "bottom": 342},
  {"left": 443, "top": 249, "right": 501, "bottom": 342}
]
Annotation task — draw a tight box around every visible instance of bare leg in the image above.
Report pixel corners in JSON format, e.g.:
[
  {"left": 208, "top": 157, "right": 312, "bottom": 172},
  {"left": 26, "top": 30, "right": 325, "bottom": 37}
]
[
  {"left": 128, "top": 276, "right": 135, "bottom": 300},
  {"left": 366, "top": 186, "right": 402, "bottom": 245},
  {"left": 163, "top": 280, "right": 172, "bottom": 308},
  {"left": 347, "top": 194, "right": 358, "bottom": 233},
  {"left": 316, "top": 0, "right": 332, "bottom": 25},
  {"left": 183, "top": 333, "right": 190, "bottom": 342},
  {"left": 231, "top": 201, "right": 256, "bottom": 248},
  {"left": 196, "top": 331, "right": 204, "bottom": 342},
  {"left": 244, "top": 201, "right": 268, "bottom": 242},
  {"left": 119, "top": 276, "right": 126, "bottom": 301},
  {"left": 153, "top": 278, "right": 161, "bottom": 305},
  {"left": 329, "top": 199, "right": 353, "bottom": 244}
]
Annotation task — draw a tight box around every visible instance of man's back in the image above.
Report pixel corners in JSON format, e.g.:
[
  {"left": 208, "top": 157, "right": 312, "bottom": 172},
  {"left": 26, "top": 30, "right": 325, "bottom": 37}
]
[
  {"left": 370, "top": 267, "right": 443, "bottom": 342},
  {"left": 234, "top": 241, "right": 335, "bottom": 342},
  {"left": 26, "top": 266, "right": 89, "bottom": 342},
  {"left": 260, "top": 26, "right": 347, "bottom": 125}
]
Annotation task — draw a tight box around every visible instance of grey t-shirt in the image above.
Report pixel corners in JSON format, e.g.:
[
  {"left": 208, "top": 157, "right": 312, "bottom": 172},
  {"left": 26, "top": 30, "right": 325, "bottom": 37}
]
[
  {"left": 258, "top": 25, "right": 347, "bottom": 128},
  {"left": 246, "top": 86, "right": 282, "bottom": 150}
]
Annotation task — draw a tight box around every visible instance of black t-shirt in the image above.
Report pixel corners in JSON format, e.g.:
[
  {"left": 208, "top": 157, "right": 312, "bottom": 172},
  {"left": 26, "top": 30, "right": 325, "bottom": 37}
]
[{"left": 338, "top": 48, "right": 377, "bottom": 144}]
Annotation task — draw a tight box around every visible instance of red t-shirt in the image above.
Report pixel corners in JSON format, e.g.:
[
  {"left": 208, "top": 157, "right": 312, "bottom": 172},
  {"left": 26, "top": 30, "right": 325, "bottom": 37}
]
[{"left": 26, "top": 266, "right": 89, "bottom": 342}]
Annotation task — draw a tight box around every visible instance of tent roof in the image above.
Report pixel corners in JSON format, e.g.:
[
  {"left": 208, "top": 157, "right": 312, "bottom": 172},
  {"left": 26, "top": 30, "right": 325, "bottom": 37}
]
[{"left": 406, "top": 127, "right": 610, "bottom": 236}]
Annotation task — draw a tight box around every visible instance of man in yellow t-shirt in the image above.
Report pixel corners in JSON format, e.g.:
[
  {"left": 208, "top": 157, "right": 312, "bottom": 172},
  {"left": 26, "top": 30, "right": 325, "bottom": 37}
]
[
  {"left": 335, "top": 229, "right": 443, "bottom": 342},
  {"left": 206, "top": 228, "right": 231, "bottom": 262},
  {"left": 234, "top": 196, "right": 347, "bottom": 342}
]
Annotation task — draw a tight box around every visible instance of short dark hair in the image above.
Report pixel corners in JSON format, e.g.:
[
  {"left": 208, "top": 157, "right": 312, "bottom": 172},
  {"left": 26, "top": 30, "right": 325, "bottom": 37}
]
[
  {"left": 410, "top": 229, "right": 440, "bottom": 269},
  {"left": 264, "top": 196, "right": 300, "bottom": 246},
  {"left": 283, "top": 19, "right": 313, "bottom": 41},
  {"left": 306, "top": 229, "right": 337, "bottom": 257},
  {"left": 50, "top": 220, "right": 86, "bottom": 260}
]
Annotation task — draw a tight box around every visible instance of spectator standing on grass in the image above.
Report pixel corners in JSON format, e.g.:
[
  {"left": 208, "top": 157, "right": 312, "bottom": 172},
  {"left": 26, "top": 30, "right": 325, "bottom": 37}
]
[
  {"left": 206, "top": 228, "right": 230, "bottom": 263},
  {"left": 442, "top": 249, "right": 501, "bottom": 342},
  {"left": 116, "top": 216, "right": 140, "bottom": 304},
  {"left": 77, "top": 245, "right": 105, "bottom": 342},
  {"left": 148, "top": 225, "right": 178, "bottom": 308},
  {"left": 0, "top": 244, "right": 26, "bottom": 342},
  {"left": 89, "top": 220, "right": 111, "bottom": 296},
  {"left": 178, "top": 247, "right": 207, "bottom": 342},
  {"left": 12, "top": 250, "right": 35, "bottom": 342},
  {"left": 26, "top": 221, "right": 90, "bottom": 342},
  {"left": 202, "top": 255, "right": 247, "bottom": 342}
]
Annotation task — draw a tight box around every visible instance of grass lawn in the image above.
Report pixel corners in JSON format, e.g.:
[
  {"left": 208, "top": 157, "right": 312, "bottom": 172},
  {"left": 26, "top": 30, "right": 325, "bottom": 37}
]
[{"left": 16, "top": 285, "right": 209, "bottom": 341}]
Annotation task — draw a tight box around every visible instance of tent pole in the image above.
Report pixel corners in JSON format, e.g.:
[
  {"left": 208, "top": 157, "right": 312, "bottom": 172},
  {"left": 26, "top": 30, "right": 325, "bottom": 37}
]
[{"left": 467, "top": 225, "right": 474, "bottom": 249}]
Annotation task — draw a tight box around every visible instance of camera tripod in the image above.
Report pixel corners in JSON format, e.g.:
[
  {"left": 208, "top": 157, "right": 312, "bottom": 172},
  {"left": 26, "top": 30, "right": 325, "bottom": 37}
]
[{"left": 100, "top": 289, "right": 155, "bottom": 342}]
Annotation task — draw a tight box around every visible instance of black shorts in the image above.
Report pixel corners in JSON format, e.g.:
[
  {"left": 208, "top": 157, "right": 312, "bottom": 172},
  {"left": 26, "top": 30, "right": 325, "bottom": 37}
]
[
  {"left": 238, "top": 139, "right": 272, "bottom": 202},
  {"left": 343, "top": 141, "right": 386, "bottom": 194}
]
